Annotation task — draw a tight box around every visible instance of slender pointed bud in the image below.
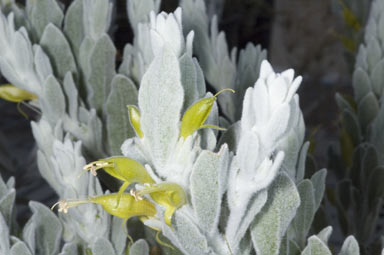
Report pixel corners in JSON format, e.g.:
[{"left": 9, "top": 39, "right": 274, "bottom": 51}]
[
  {"left": 128, "top": 105, "right": 144, "bottom": 138},
  {"left": 137, "top": 182, "right": 187, "bottom": 226},
  {"left": 180, "top": 89, "right": 235, "bottom": 138},
  {"left": 84, "top": 157, "right": 155, "bottom": 185},
  {"left": 90, "top": 193, "right": 156, "bottom": 219},
  {"left": 0, "top": 84, "right": 37, "bottom": 102}
]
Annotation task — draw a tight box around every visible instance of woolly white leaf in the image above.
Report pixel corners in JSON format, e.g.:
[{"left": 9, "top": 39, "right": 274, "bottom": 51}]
[
  {"left": 251, "top": 172, "right": 300, "bottom": 255},
  {"left": 138, "top": 45, "right": 183, "bottom": 172}
]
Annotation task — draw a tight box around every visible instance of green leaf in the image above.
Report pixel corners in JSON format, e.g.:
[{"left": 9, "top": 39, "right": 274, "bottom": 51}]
[
  {"left": 40, "top": 23, "right": 77, "bottom": 80},
  {"left": 106, "top": 74, "right": 138, "bottom": 155},
  {"left": 251, "top": 173, "right": 300, "bottom": 255},
  {"left": 301, "top": 236, "right": 332, "bottom": 255},
  {"left": 27, "top": 0, "right": 64, "bottom": 39},
  {"left": 129, "top": 239, "right": 149, "bottom": 255}
]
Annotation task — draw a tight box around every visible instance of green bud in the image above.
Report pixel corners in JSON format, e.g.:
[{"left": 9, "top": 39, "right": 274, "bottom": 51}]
[
  {"left": 128, "top": 105, "right": 144, "bottom": 138},
  {"left": 52, "top": 193, "right": 156, "bottom": 220},
  {"left": 179, "top": 89, "right": 234, "bottom": 139},
  {"left": 0, "top": 84, "right": 37, "bottom": 102},
  {"left": 83, "top": 157, "right": 155, "bottom": 185}
]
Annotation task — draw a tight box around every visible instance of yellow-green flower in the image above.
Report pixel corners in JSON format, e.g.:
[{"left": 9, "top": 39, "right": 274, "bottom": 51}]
[
  {"left": 52, "top": 193, "right": 156, "bottom": 220},
  {"left": 0, "top": 84, "right": 37, "bottom": 102},
  {"left": 179, "top": 88, "right": 234, "bottom": 138},
  {"left": 72, "top": 157, "right": 186, "bottom": 228}
]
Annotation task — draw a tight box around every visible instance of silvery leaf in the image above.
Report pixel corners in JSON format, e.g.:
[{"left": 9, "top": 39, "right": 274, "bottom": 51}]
[
  {"left": 138, "top": 45, "right": 183, "bottom": 171},
  {"left": 64, "top": 0, "right": 84, "bottom": 58},
  {"left": 27, "top": 0, "right": 64, "bottom": 39},
  {"left": 316, "top": 226, "right": 332, "bottom": 244},
  {"left": 190, "top": 150, "right": 223, "bottom": 235},
  {"left": 86, "top": 34, "right": 116, "bottom": 114},
  {"left": 301, "top": 236, "right": 332, "bottom": 255},
  {"left": 294, "top": 180, "right": 316, "bottom": 248},
  {"left": 0, "top": 213, "right": 10, "bottom": 254},
  {"left": 83, "top": 0, "right": 112, "bottom": 41},
  {"left": 10, "top": 242, "right": 32, "bottom": 255},
  {"left": 129, "top": 239, "right": 149, "bottom": 255},
  {"left": 40, "top": 23, "right": 77, "bottom": 80},
  {"left": 127, "top": 0, "right": 161, "bottom": 32},
  {"left": 357, "top": 91, "right": 379, "bottom": 132},
  {"left": 59, "top": 242, "right": 77, "bottom": 255},
  {"left": 23, "top": 201, "right": 62, "bottom": 255},
  {"left": 338, "top": 236, "right": 360, "bottom": 255},
  {"left": 310, "top": 169, "right": 327, "bottom": 211},
  {"left": 163, "top": 208, "right": 211, "bottom": 255},
  {"left": 92, "top": 238, "right": 116, "bottom": 255},
  {"left": 251, "top": 172, "right": 300, "bottom": 255},
  {"left": 40, "top": 75, "right": 66, "bottom": 124},
  {"left": 106, "top": 74, "right": 138, "bottom": 155}
]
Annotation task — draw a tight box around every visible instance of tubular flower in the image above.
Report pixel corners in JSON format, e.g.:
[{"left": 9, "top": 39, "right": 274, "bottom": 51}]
[
  {"left": 136, "top": 182, "right": 187, "bottom": 226},
  {"left": 77, "top": 157, "right": 186, "bottom": 227},
  {"left": 0, "top": 84, "right": 37, "bottom": 102},
  {"left": 179, "top": 88, "right": 234, "bottom": 138},
  {"left": 83, "top": 157, "right": 155, "bottom": 208},
  {"left": 51, "top": 193, "right": 156, "bottom": 220}
]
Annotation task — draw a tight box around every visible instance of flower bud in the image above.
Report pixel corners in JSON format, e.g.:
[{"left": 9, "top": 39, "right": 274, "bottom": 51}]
[
  {"left": 0, "top": 84, "right": 37, "bottom": 102},
  {"left": 83, "top": 157, "right": 155, "bottom": 185},
  {"left": 52, "top": 193, "right": 156, "bottom": 220},
  {"left": 128, "top": 105, "right": 144, "bottom": 138},
  {"left": 137, "top": 182, "right": 186, "bottom": 226},
  {"left": 180, "top": 89, "right": 234, "bottom": 138}
]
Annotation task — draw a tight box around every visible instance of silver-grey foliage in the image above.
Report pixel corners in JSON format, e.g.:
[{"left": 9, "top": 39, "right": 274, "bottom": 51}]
[{"left": 0, "top": 0, "right": 376, "bottom": 254}]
